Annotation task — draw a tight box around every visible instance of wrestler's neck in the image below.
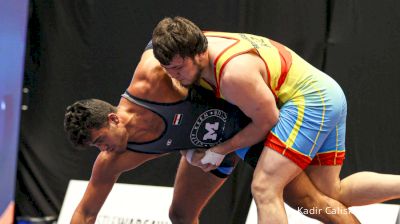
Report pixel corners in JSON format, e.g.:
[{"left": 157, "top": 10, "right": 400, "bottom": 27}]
[{"left": 196, "top": 51, "right": 214, "bottom": 86}]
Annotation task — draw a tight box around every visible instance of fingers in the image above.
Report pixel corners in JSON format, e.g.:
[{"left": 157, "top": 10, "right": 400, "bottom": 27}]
[
  {"left": 191, "top": 156, "right": 203, "bottom": 167},
  {"left": 190, "top": 157, "right": 217, "bottom": 172},
  {"left": 201, "top": 164, "right": 218, "bottom": 172},
  {"left": 200, "top": 149, "right": 225, "bottom": 167},
  {"left": 181, "top": 149, "right": 219, "bottom": 172},
  {"left": 194, "top": 162, "right": 218, "bottom": 172}
]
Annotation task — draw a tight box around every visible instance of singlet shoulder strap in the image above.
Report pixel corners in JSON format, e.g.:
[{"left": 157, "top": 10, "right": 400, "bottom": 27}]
[{"left": 204, "top": 32, "right": 255, "bottom": 99}]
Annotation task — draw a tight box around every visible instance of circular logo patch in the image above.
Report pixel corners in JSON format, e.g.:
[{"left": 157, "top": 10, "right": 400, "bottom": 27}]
[{"left": 190, "top": 109, "right": 227, "bottom": 147}]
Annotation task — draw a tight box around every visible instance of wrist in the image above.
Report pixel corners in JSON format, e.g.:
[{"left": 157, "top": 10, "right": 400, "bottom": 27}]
[
  {"left": 212, "top": 141, "right": 234, "bottom": 155},
  {"left": 209, "top": 146, "right": 225, "bottom": 155},
  {"left": 201, "top": 149, "right": 225, "bottom": 166}
]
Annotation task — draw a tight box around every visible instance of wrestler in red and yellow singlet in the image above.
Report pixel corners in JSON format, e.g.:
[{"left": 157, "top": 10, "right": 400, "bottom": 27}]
[{"left": 200, "top": 32, "right": 347, "bottom": 169}]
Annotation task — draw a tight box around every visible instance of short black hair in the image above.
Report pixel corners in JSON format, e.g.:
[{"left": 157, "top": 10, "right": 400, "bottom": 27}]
[
  {"left": 152, "top": 16, "right": 208, "bottom": 65},
  {"left": 64, "top": 99, "right": 116, "bottom": 148}
]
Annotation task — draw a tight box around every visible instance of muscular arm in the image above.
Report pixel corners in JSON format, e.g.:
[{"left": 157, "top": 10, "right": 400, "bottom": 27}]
[
  {"left": 212, "top": 54, "right": 279, "bottom": 155},
  {"left": 127, "top": 50, "right": 187, "bottom": 103},
  {"left": 71, "top": 151, "right": 160, "bottom": 224}
]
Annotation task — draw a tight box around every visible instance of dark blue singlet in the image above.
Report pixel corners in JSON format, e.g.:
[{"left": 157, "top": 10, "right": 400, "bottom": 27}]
[{"left": 124, "top": 42, "right": 263, "bottom": 177}]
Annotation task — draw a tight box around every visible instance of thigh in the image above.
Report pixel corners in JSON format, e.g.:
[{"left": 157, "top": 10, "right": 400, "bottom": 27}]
[
  {"left": 305, "top": 165, "right": 342, "bottom": 198},
  {"left": 171, "top": 156, "right": 227, "bottom": 216},
  {"left": 254, "top": 147, "right": 302, "bottom": 189},
  {"left": 284, "top": 172, "right": 326, "bottom": 217},
  {"left": 284, "top": 172, "right": 319, "bottom": 204}
]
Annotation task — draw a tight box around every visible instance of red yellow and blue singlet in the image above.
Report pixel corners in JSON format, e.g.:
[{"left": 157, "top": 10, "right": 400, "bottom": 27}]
[{"left": 201, "top": 32, "right": 347, "bottom": 169}]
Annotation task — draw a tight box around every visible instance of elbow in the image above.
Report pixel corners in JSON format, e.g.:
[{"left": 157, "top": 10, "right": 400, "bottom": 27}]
[
  {"left": 251, "top": 106, "right": 279, "bottom": 135},
  {"left": 263, "top": 108, "right": 279, "bottom": 131},
  {"left": 270, "top": 109, "right": 279, "bottom": 126}
]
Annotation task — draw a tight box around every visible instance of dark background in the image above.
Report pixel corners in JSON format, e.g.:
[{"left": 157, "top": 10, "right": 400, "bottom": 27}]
[{"left": 17, "top": 0, "right": 400, "bottom": 223}]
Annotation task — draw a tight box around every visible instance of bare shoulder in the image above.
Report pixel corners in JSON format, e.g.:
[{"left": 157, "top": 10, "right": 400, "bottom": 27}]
[
  {"left": 127, "top": 50, "right": 168, "bottom": 97},
  {"left": 126, "top": 50, "right": 187, "bottom": 102},
  {"left": 221, "top": 53, "right": 267, "bottom": 86}
]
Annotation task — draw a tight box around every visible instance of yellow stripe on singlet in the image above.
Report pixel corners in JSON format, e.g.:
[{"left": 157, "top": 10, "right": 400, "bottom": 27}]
[
  {"left": 199, "top": 78, "right": 214, "bottom": 91},
  {"left": 308, "top": 84, "right": 326, "bottom": 157},
  {"left": 269, "top": 131, "right": 312, "bottom": 158},
  {"left": 286, "top": 94, "right": 305, "bottom": 148},
  {"left": 204, "top": 32, "right": 252, "bottom": 98},
  {"left": 317, "top": 149, "right": 346, "bottom": 154}
]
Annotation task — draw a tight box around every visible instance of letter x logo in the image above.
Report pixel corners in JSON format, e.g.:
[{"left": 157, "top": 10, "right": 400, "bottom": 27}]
[{"left": 203, "top": 122, "right": 219, "bottom": 141}]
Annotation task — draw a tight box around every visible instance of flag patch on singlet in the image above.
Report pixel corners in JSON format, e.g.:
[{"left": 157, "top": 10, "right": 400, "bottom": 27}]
[{"left": 172, "top": 114, "right": 183, "bottom": 125}]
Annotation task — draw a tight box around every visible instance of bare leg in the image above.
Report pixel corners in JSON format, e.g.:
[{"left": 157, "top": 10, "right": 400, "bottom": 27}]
[
  {"left": 339, "top": 172, "right": 400, "bottom": 205},
  {"left": 284, "top": 172, "right": 360, "bottom": 224},
  {"left": 252, "top": 148, "right": 302, "bottom": 224},
  {"left": 169, "top": 156, "right": 227, "bottom": 224},
  {"left": 306, "top": 166, "right": 400, "bottom": 206}
]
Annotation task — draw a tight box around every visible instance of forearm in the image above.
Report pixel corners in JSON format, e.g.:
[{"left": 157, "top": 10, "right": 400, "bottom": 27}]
[{"left": 214, "top": 121, "right": 272, "bottom": 155}]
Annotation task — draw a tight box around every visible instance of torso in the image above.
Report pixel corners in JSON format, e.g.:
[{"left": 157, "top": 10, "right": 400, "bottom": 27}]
[
  {"left": 92, "top": 50, "right": 186, "bottom": 173},
  {"left": 203, "top": 32, "right": 316, "bottom": 106}
]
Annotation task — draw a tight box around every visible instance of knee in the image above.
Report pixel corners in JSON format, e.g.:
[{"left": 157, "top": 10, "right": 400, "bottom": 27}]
[
  {"left": 321, "top": 182, "right": 342, "bottom": 201},
  {"left": 251, "top": 173, "right": 283, "bottom": 204},
  {"left": 169, "top": 205, "right": 197, "bottom": 224},
  {"left": 283, "top": 190, "right": 314, "bottom": 210}
]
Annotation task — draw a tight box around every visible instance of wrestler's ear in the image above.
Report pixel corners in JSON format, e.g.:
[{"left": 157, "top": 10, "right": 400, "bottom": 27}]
[
  {"left": 107, "top": 113, "right": 119, "bottom": 125},
  {"left": 199, "top": 50, "right": 208, "bottom": 57},
  {"left": 196, "top": 50, "right": 208, "bottom": 64}
]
